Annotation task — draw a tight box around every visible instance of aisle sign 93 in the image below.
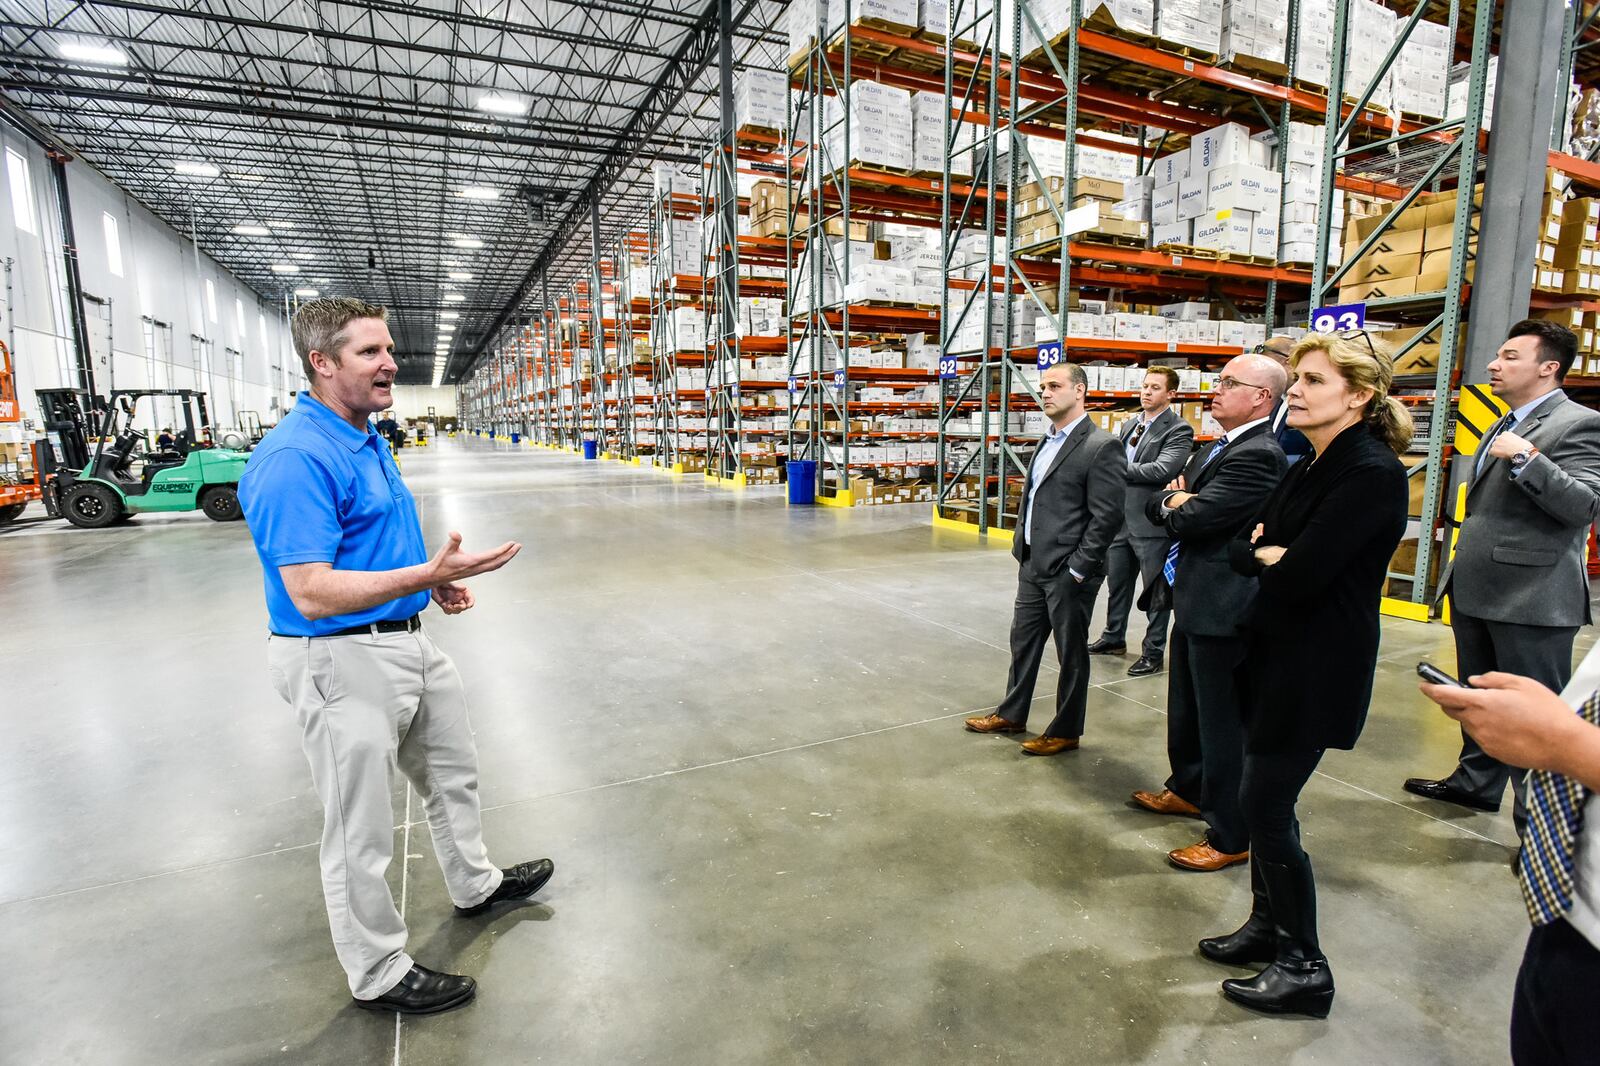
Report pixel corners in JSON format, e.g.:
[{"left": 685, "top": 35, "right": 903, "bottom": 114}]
[
  {"left": 1309, "top": 303, "right": 1366, "bottom": 333},
  {"left": 1036, "top": 342, "right": 1063, "bottom": 370}
]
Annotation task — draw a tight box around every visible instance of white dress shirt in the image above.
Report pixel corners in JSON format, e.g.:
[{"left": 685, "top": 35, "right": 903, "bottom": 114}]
[{"left": 1025, "top": 413, "right": 1087, "bottom": 546}]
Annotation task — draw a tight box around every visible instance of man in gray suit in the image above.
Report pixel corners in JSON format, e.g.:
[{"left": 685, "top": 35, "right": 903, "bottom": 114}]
[
  {"left": 1089, "top": 365, "right": 1196, "bottom": 676},
  {"left": 1405, "top": 320, "right": 1600, "bottom": 819},
  {"left": 965, "top": 362, "right": 1128, "bottom": 755},
  {"left": 1131, "top": 353, "right": 1288, "bottom": 872}
]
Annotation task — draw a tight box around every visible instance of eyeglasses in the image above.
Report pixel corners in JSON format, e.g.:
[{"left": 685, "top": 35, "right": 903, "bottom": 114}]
[
  {"left": 1215, "top": 375, "right": 1271, "bottom": 392},
  {"left": 1335, "top": 328, "right": 1386, "bottom": 363}
]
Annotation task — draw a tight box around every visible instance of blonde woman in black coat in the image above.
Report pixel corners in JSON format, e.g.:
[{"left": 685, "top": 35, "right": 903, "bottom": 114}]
[{"left": 1201, "top": 331, "right": 1412, "bottom": 1018}]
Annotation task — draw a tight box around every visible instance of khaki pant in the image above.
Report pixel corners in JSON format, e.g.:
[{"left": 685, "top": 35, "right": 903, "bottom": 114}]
[{"left": 268, "top": 626, "right": 503, "bottom": 999}]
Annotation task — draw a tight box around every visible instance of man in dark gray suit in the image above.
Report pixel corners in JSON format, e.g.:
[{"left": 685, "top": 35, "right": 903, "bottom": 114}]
[
  {"left": 965, "top": 362, "right": 1127, "bottom": 756},
  {"left": 1089, "top": 365, "right": 1196, "bottom": 676},
  {"left": 1405, "top": 320, "right": 1600, "bottom": 820},
  {"left": 1131, "top": 353, "right": 1288, "bottom": 872}
]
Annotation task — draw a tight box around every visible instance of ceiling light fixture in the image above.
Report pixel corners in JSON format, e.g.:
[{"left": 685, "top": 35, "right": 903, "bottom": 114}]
[
  {"left": 441, "top": 311, "right": 461, "bottom": 320},
  {"left": 459, "top": 187, "right": 500, "bottom": 200},
  {"left": 293, "top": 287, "right": 320, "bottom": 297},
  {"left": 451, "top": 236, "right": 484, "bottom": 249},
  {"left": 59, "top": 41, "right": 129, "bottom": 66},
  {"left": 270, "top": 264, "right": 299, "bottom": 274},
  {"left": 475, "top": 94, "right": 528, "bottom": 117},
  {"left": 444, "top": 293, "right": 466, "bottom": 303},
  {"left": 233, "top": 224, "right": 270, "bottom": 236},
  {"left": 447, "top": 271, "right": 473, "bottom": 281},
  {"left": 173, "top": 160, "right": 220, "bottom": 177}
]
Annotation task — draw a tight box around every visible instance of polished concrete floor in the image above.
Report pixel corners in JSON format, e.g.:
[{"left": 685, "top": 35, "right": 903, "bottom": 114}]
[{"left": 0, "top": 437, "right": 1554, "bottom": 1065}]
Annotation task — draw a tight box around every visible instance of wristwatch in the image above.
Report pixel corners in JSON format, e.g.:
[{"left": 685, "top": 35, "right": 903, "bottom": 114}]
[{"left": 1511, "top": 447, "right": 1538, "bottom": 472}]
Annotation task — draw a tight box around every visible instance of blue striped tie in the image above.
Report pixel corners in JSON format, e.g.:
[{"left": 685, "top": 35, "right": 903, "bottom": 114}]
[
  {"left": 1163, "top": 436, "right": 1228, "bottom": 586},
  {"left": 1476, "top": 412, "right": 1516, "bottom": 476},
  {"left": 1516, "top": 691, "right": 1600, "bottom": 925}
]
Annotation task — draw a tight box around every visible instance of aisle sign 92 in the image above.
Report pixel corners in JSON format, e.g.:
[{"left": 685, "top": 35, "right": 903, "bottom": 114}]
[
  {"left": 938, "top": 354, "right": 959, "bottom": 379},
  {"left": 1036, "top": 342, "right": 1063, "bottom": 370},
  {"left": 1309, "top": 303, "right": 1366, "bottom": 333}
]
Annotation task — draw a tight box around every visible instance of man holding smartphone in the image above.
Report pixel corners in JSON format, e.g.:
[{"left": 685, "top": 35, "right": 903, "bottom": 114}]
[
  {"left": 1405, "top": 321, "right": 1600, "bottom": 823},
  {"left": 241, "top": 297, "right": 553, "bottom": 1015}
]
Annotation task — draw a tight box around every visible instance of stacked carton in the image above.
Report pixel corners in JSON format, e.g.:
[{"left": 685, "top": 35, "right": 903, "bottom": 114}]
[
  {"left": 1155, "top": 0, "right": 1223, "bottom": 55},
  {"left": 1548, "top": 197, "right": 1600, "bottom": 298},
  {"left": 1012, "top": 176, "right": 1148, "bottom": 248},
  {"left": 747, "top": 179, "right": 867, "bottom": 239},
  {"left": 823, "top": 81, "right": 914, "bottom": 172},
  {"left": 1255, "top": 120, "right": 1342, "bottom": 265},
  {"left": 826, "top": 0, "right": 918, "bottom": 38},
  {"left": 735, "top": 70, "right": 787, "bottom": 133},
  {"left": 785, "top": 0, "right": 828, "bottom": 66},
  {"left": 1221, "top": 0, "right": 1287, "bottom": 73},
  {"left": 911, "top": 91, "right": 975, "bottom": 177},
  {"left": 1148, "top": 122, "right": 1278, "bottom": 256},
  {"left": 1344, "top": 0, "right": 1395, "bottom": 111},
  {"left": 1394, "top": 18, "right": 1451, "bottom": 119},
  {"left": 1336, "top": 187, "right": 1480, "bottom": 305},
  {"left": 1292, "top": 0, "right": 1334, "bottom": 87}
]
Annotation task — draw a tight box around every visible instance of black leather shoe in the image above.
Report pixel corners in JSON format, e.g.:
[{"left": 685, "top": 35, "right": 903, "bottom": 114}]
[
  {"left": 1222, "top": 957, "right": 1334, "bottom": 1018},
  {"left": 354, "top": 964, "right": 475, "bottom": 1015},
  {"left": 1087, "top": 638, "right": 1127, "bottom": 655},
  {"left": 1402, "top": 777, "right": 1501, "bottom": 813},
  {"left": 455, "top": 858, "right": 555, "bottom": 917},
  {"left": 1127, "top": 655, "right": 1163, "bottom": 677}
]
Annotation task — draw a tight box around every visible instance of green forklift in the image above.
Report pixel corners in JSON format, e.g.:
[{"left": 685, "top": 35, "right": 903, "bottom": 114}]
[{"left": 37, "top": 388, "right": 250, "bottom": 529}]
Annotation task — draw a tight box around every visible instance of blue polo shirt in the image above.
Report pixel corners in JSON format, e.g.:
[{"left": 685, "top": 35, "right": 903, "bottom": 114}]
[{"left": 238, "top": 393, "right": 430, "bottom": 636}]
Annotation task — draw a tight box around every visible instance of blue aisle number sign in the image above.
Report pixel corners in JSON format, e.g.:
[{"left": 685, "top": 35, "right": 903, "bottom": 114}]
[
  {"left": 833, "top": 368, "right": 846, "bottom": 388},
  {"left": 787, "top": 375, "right": 798, "bottom": 394},
  {"left": 1309, "top": 303, "right": 1365, "bottom": 333},
  {"left": 1036, "top": 342, "right": 1063, "bottom": 370},
  {"left": 938, "top": 354, "right": 959, "bottom": 379}
]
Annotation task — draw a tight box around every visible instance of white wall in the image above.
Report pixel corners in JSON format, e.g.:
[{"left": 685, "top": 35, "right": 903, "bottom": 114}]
[
  {"left": 387, "top": 385, "right": 458, "bottom": 421},
  {"left": 0, "top": 125, "right": 303, "bottom": 435}
]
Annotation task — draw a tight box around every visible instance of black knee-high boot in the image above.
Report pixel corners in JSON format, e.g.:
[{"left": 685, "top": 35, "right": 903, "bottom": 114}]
[
  {"left": 1199, "top": 855, "right": 1276, "bottom": 965},
  {"left": 1221, "top": 858, "right": 1334, "bottom": 1018}
]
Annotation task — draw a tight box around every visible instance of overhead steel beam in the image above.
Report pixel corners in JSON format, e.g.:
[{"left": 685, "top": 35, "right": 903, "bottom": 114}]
[{"left": 469, "top": 0, "right": 766, "bottom": 367}]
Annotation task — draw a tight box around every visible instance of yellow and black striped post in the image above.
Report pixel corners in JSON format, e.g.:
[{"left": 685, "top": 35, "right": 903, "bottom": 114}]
[{"left": 1453, "top": 382, "right": 1509, "bottom": 460}]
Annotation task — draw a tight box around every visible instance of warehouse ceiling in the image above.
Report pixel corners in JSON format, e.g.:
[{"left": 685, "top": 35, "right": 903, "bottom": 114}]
[{"left": 0, "top": 0, "right": 790, "bottom": 384}]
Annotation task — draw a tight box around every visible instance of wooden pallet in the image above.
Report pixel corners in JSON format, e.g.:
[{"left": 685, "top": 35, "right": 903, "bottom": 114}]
[
  {"left": 1222, "top": 53, "right": 1289, "bottom": 81},
  {"left": 1152, "top": 40, "right": 1220, "bottom": 65},
  {"left": 1155, "top": 242, "right": 1219, "bottom": 260},
  {"left": 1400, "top": 110, "right": 1446, "bottom": 127}
]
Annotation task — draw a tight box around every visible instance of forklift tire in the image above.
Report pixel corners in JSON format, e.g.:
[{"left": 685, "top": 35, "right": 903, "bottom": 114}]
[
  {"left": 201, "top": 485, "right": 243, "bottom": 522},
  {"left": 0, "top": 503, "right": 24, "bottom": 525},
  {"left": 62, "top": 483, "right": 123, "bottom": 529}
]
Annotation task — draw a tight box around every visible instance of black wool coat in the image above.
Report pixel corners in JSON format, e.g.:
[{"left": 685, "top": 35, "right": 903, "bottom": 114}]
[{"left": 1227, "top": 421, "right": 1409, "bottom": 753}]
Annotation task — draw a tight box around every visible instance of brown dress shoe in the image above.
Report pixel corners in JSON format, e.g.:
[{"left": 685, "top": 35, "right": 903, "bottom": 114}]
[
  {"left": 1131, "top": 789, "right": 1203, "bottom": 818},
  {"left": 1167, "top": 839, "right": 1249, "bottom": 872},
  {"left": 965, "top": 713, "right": 1024, "bottom": 734},
  {"left": 1020, "top": 735, "right": 1079, "bottom": 756}
]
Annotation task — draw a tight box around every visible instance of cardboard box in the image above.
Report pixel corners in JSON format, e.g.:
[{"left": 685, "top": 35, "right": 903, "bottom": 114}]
[
  {"left": 1074, "top": 176, "right": 1126, "bottom": 201},
  {"left": 1347, "top": 252, "right": 1421, "bottom": 282},
  {"left": 1338, "top": 276, "right": 1417, "bottom": 303},
  {"left": 1177, "top": 174, "right": 1209, "bottom": 220}
]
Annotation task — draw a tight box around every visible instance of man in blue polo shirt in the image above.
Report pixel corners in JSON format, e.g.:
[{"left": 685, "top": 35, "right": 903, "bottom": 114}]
[{"left": 240, "top": 297, "right": 551, "bottom": 1016}]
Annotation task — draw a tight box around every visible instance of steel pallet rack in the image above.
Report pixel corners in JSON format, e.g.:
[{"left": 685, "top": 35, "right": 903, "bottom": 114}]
[
  {"left": 648, "top": 169, "right": 708, "bottom": 472},
  {"left": 932, "top": 0, "right": 1336, "bottom": 536},
  {"left": 785, "top": 15, "right": 945, "bottom": 507}
]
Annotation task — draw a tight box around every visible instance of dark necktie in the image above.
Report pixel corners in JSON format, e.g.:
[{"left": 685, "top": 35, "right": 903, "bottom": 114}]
[
  {"left": 1517, "top": 691, "right": 1600, "bottom": 925},
  {"left": 1164, "top": 435, "right": 1229, "bottom": 585},
  {"left": 1127, "top": 420, "right": 1148, "bottom": 453},
  {"left": 1475, "top": 412, "right": 1517, "bottom": 477}
]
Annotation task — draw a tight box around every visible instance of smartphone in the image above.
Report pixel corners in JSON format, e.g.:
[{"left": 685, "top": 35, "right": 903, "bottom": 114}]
[{"left": 1417, "top": 661, "right": 1473, "bottom": 688}]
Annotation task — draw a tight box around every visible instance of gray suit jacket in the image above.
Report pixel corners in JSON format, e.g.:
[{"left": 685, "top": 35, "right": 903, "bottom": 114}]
[
  {"left": 1117, "top": 407, "right": 1196, "bottom": 541},
  {"left": 1442, "top": 392, "right": 1600, "bottom": 627},
  {"left": 1011, "top": 418, "right": 1128, "bottom": 581}
]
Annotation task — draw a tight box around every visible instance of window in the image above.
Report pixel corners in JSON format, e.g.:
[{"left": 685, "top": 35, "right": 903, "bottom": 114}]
[
  {"left": 235, "top": 297, "right": 246, "bottom": 335},
  {"left": 102, "top": 212, "right": 123, "bottom": 276},
  {"left": 6, "top": 148, "right": 36, "bottom": 234},
  {"left": 205, "top": 278, "right": 218, "bottom": 323}
]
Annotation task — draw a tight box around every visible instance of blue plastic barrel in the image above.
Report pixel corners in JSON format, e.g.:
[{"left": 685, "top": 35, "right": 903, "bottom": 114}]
[
  {"left": 582, "top": 439, "right": 599, "bottom": 460},
  {"left": 786, "top": 460, "right": 817, "bottom": 504},
  {"left": 511, "top": 432, "right": 521, "bottom": 443}
]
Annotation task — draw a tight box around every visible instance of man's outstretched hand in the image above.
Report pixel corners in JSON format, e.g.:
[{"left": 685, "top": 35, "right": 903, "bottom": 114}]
[{"left": 425, "top": 533, "right": 519, "bottom": 613}]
